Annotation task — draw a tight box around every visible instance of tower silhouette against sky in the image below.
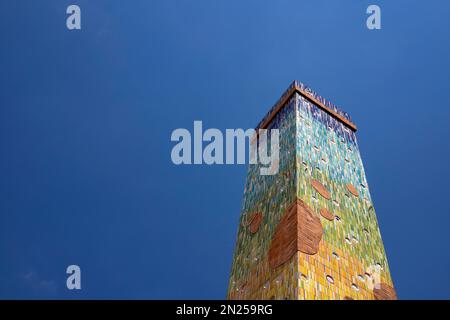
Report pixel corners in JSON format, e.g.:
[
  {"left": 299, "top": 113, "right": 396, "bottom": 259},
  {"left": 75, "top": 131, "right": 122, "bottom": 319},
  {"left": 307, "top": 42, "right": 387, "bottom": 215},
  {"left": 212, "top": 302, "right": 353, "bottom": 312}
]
[{"left": 227, "top": 81, "right": 396, "bottom": 300}]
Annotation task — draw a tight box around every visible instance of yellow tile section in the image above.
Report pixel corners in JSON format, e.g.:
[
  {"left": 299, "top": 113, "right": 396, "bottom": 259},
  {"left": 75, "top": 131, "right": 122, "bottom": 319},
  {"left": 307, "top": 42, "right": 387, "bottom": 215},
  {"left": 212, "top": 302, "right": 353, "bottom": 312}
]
[{"left": 297, "top": 240, "right": 393, "bottom": 300}]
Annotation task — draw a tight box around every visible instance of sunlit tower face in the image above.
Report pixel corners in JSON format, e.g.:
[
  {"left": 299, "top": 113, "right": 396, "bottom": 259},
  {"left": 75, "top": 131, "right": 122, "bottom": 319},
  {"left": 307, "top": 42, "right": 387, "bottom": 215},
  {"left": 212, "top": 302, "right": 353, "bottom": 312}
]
[{"left": 227, "top": 81, "right": 396, "bottom": 300}]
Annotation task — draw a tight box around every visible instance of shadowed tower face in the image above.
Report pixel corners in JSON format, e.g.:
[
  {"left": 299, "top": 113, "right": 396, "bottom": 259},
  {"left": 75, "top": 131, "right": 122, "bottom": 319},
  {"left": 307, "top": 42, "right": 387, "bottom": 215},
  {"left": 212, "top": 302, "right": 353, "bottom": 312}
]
[{"left": 227, "top": 81, "right": 396, "bottom": 300}]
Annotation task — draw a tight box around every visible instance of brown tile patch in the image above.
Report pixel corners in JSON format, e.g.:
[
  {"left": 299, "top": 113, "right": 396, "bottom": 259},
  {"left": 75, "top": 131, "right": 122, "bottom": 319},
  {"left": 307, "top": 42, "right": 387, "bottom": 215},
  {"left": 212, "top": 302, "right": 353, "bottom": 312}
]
[
  {"left": 320, "top": 208, "right": 334, "bottom": 221},
  {"left": 373, "top": 283, "right": 397, "bottom": 300},
  {"left": 241, "top": 211, "right": 259, "bottom": 227},
  {"left": 249, "top": 212, "right": 263, "bottom": 234},
  {"left": 268, "top": 204, "right": 297, "bottom": 270},
  {"left": 311, "top": 179, "right": 331, "bottom": 200},
  {"left": 268, "top": 199, "right": 322, "bottom": 269},
  {"left": 346, "top": 183, "right": 359, "bottom": 197},
  {"left": 298, "top": 200, "right": 323, "bottom": 255}
]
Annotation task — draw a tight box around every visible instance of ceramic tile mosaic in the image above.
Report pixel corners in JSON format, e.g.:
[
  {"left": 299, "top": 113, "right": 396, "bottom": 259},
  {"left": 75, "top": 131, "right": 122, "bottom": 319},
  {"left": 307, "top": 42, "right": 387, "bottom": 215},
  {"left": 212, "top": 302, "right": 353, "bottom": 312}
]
[{"left": 227, "top": 81, "right": 396, "bottom": 300}]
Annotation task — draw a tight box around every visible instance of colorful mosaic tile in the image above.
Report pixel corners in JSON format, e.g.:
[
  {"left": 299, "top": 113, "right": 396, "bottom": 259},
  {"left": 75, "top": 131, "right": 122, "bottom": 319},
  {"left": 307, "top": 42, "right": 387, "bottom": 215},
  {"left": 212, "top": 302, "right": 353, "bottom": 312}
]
[{"left": 227, "top": 81, "right": 396, "bottom": 300}]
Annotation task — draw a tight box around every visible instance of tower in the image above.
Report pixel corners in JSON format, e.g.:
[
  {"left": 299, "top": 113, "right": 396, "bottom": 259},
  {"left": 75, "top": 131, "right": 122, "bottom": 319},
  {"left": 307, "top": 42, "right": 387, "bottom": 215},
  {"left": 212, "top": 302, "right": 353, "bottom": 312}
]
[{"left": 227, "top": 81, "right": 396, "bottom": 300}]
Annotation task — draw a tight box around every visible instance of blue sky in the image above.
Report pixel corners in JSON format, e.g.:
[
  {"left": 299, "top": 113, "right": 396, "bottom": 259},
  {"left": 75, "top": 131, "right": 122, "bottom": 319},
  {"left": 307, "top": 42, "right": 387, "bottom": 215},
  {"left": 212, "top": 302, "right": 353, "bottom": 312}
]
[{"left": 1, "top": 0, "right": 450, "bottom": 299}]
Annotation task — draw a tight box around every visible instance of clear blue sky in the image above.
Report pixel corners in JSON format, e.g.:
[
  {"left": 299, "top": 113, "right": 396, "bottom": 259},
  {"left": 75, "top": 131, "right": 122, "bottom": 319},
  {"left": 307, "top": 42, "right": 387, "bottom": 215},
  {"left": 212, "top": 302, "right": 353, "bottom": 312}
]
[{"left": 1, "top": 0, "right": 450, "bottom": 299}]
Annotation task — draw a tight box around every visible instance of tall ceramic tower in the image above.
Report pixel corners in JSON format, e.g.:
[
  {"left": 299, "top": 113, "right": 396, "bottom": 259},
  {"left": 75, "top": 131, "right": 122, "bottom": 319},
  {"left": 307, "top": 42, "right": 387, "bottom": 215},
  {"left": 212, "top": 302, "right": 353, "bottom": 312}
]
[{"left": 227, "top": 81, "right": 396, "bottom": 300}]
